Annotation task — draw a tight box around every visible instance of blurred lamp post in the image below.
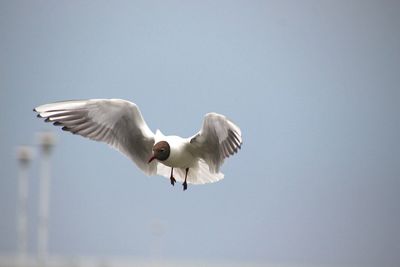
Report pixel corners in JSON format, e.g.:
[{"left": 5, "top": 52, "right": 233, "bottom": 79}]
[
  {"left": 37, "top": 132, "right": 55, "bottom": 266},
  {"left": 150, "top": 219, "right": 166, "bottom": 260},
  {"left": 16, "top": 146, "right": 33, "bottom": 265}
]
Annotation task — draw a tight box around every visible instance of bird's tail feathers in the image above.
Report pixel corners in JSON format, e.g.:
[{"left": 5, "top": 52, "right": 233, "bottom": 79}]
[{"left": 156, "top": 159, "right": 224, "bottom": 185}]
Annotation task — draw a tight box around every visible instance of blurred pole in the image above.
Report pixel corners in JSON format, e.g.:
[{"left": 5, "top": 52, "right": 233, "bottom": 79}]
[
  {"left": 150, "top": 219, "right": 166, "bottom": 261},
  {"left": 16, "top": 146, "right": 33, "bottom": 266},
  {"left": 38, "top": 132, "right": 55, "bottom": 267}
]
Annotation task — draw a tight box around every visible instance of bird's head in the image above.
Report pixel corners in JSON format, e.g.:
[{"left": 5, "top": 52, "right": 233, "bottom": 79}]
[{"left": 148, "top": 141, "right": 170, "bottom": 163}]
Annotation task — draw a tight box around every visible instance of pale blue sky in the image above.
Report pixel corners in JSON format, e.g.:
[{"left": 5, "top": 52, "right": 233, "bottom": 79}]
[{"left": 1, "top": 1, "right": 399, "bottom": 266}]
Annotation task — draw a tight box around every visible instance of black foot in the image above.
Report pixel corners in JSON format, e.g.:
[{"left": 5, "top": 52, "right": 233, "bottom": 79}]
[
  {"left": 170, "top": 176, "right": 176, "bottom": 186},
  {"left": 182, "top": 181, "right": 188, "bottom": 191}
]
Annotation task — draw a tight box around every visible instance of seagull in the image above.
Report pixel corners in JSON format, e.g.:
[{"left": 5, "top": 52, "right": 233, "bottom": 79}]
[{"left": 34, "top": 99, "right": 242, "bottom": 191}]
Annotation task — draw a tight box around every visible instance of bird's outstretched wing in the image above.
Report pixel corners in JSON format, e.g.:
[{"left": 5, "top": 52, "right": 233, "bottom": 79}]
[
  {"left": 34, "top": 99, "right": 156, "bottom": 175},
  {"left": 190, "top": 112, "right": 242, "bottom": 173}
]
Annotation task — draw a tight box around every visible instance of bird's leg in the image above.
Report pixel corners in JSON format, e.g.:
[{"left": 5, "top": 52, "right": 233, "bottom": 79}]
[
  {"left": 182, "top": 168, "right": 189, "bottom": 191},
  {"left": 170, "top": 168, "right": 176, "bottom": 186}
]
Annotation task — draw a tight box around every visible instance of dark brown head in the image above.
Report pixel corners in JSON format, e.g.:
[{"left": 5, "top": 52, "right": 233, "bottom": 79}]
[{"left": 148, "top": 141, "right": 170, "bottom": 163}]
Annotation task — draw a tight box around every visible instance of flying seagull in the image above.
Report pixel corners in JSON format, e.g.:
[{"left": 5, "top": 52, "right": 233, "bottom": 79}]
[{"left": 34, "top": 99, "right": 242, "bottom": 190}]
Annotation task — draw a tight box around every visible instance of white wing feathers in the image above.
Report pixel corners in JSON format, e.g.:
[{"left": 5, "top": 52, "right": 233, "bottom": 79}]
[
  {"left": 190, "top": 112, "right": 242, "bottom": 173},
  {"left": 34, "top": 99, "right": 157, "bottom": 175}
]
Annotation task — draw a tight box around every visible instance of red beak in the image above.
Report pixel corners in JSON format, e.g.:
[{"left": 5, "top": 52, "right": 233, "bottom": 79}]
[{"left": 148, "top": 155, "right": 156, "bottom": 163}]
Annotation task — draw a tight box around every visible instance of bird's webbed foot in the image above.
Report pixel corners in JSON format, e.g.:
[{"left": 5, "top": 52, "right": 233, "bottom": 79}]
[
  {"left": 170, "top": 168, "right": 177, "bottom": 186},
  {"left": 182, "top": 181, "right": 188, "bottom": 191},
  {"left": 182, "top": 168, "right": 189, "bottom": 191}
]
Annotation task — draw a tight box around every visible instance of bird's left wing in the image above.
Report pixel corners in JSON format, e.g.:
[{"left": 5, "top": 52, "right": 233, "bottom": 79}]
[
  {"left": 34, "top": 99, "right": 156, "bottom": 175},
  {"left": 189, "top": 112, "right": 242, "bottom": 173}
]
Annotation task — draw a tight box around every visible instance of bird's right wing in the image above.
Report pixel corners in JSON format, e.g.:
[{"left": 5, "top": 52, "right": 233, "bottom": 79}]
[{"left": 34, "top": 99, "right": 157, "bottom": 175}]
